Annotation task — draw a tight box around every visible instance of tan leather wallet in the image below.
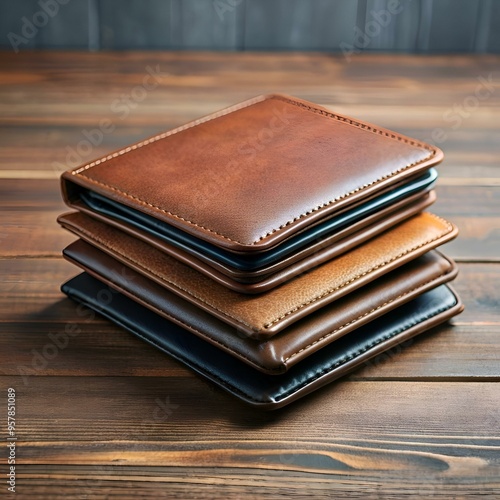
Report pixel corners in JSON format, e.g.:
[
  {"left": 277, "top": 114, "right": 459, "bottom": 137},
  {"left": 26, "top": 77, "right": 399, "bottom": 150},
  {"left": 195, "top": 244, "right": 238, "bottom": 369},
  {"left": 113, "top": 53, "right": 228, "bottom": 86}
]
[{"left": 58, "top": 94, "right": 463, "bottom": 408}]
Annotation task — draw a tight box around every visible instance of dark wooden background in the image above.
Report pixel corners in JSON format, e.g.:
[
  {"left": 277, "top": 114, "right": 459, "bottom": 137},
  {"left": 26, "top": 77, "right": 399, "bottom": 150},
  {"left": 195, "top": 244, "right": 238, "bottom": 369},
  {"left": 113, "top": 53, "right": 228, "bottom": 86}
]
[
  {"left": 0, "top": 49, "right": 499, "bottom": 497},
  {"left": 1, "top": 0, "right": 500, "bottom": 52}
]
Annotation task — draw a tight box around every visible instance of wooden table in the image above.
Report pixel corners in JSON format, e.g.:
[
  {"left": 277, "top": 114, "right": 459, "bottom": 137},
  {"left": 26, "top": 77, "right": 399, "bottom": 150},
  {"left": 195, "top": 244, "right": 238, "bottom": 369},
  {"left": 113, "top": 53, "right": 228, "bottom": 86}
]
[{"left": 1, "top": 51, "right": 499, "bottom": 498}]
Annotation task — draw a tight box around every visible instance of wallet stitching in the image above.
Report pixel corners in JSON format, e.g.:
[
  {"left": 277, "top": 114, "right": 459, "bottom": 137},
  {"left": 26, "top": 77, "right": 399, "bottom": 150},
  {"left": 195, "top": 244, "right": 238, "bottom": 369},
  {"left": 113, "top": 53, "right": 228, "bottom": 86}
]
[
  {"left": 66, "top": 286, "right": 267, "bottom": 403},
  {"left": 87, "top": 290, "right": 457, "bottom": 405},
  {"left": 65, "top": 249, "right": 271, "bottom": 372},
  {"left": 71, "top": 94, "right": 266, "bottom": 176},
  {"left": 272, "top": 95, "right": 435, "bottom": 152},
  {"left": 70, "top": 95, "right": 437, "bottom": 246},
  {"left": 65, "top": 213, "right": 454, "bottom": 335},
  {"left": 83, "top": 260, "right": 452, "bottom": 374},
  {"left": 262, "top": 214, "right": 454, "bottom": 329},
  {"left": 283, "top": 268, "right": 453, "bottom": 364},
  {"left": 272, "top": 299, "right": 458, "bottom": 402},
  {"left": 67, "top": 222, "right": 258, "bottom": 331}
]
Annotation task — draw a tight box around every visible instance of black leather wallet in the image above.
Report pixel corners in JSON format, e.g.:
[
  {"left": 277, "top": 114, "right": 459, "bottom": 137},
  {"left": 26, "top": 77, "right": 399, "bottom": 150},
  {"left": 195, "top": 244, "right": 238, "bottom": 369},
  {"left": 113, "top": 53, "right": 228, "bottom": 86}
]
[{"left": 63, "top": 273, "right": 462, "bottom": 409}]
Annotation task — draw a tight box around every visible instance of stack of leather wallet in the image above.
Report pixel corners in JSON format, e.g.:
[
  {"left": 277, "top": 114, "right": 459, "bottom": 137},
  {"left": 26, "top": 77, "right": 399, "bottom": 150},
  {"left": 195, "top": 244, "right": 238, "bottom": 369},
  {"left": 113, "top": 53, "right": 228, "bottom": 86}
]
[{"left": 58, "top": 94, "right": 463, "bottom": 409}]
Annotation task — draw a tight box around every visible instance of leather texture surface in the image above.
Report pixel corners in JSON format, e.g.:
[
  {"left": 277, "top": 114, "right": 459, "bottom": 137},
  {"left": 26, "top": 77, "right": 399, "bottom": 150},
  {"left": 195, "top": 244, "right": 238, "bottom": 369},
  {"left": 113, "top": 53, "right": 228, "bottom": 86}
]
[
  {"left": 58, "top": 211, "right": 458, "bottom": 338},
  {"left": 61, "top": 94, "right": 443, "bottom": 252},
  {"left": 61, "top": 274, "right": 463, "bottom": 409},
  {"left": 60, "top": 190, "right": 435, "bottom": 293},
  {"left": 63, "top": 239, "right": 459, "bottom": 374}
]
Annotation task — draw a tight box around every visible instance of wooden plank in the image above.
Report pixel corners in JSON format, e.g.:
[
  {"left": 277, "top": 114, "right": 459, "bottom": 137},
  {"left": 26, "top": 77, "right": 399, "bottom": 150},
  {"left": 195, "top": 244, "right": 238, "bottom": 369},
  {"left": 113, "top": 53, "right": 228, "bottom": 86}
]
[
  {"left": 170, "top": 0, "right": 243, "bottom": 50},
  {"left": 4, "top": 472, "right": 500, "bottom": 500},
  {"left": 427, "top": 0, "right": 480, "bottom": 52},
  {"left": 1, "top": 377, "right": 495, "bottom": 500},
  {"left": 0, "top": 50, "right": 499, "bottom": 498},
  {"left": 244, "top": 0, "right": 358, "bottom": 50},
  {"left": 0, "top": 126, "right": 173, "bottom": 175},
  {"left": 433, "top": 186, "right": 500, "bottom": 216},
  {"left": 487, "top": 0, "right": 500, "bottom": 52},
  {"left": 350, "top": 324, "right": 500, "bottom": 380},
  {"left": 2, "top": 180, "right": 500, "bottom": 259},
  {"left": 433, "top": 186, "right": 500, "bottom": 261},
  {"left": 98, "top": 0, "right": 173, "bottom": 49},
  {"left": 0, "top": 179, "right": 65, "bottom": 209},
  {"left": 1, "top": 176, "right": 498, "bottom": 210},
  {"left": 1, "top": 376, "right": 499, "bottom": 455},
  {"left": 0, "top": 212, "right": 75, "bottom": 257},
  {"left": 363, "top": 0, "right": 421, "bottom": 52},
  {"left": 2, "top": 320, "right": 499, "bottom": 381},
  {"left": 134, "top": 52, "right": 497, "bottom": 93},
  {"left": 1, "top": 101, "right": 498, "bottom": 136},
  {"left": 1, "top": 125, "right": 499, "bottom": 181},
  {"left": 1, "top": 260, "right": 499, "bottom": 326},
  {"left": 1, "top": 53, "right": 499, "bottom": 107},
  {"left": 403, "top": 129, "right": 500, "bottom": 178},
  {"left": 0, "top": 53, "right": 498, "bottom": 154}
]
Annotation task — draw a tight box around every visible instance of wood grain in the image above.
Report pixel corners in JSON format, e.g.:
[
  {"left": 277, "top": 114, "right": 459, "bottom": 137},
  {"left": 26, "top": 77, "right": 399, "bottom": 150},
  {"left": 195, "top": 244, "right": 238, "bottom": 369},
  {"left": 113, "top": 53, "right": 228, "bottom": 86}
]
[
  {"left": 0, "top": 51, "right": 499, "bottom": 498},
  {"left": 1, "top": 377, "right": 499, "bottom": 500},
  {"left": 2, "top": 376, "right": 499, "bottom": 445}
]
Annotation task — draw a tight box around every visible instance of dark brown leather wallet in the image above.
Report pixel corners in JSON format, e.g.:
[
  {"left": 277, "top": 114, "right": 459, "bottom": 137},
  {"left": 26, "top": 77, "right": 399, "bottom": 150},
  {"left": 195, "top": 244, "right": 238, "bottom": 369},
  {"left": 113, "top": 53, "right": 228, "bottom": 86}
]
[
  {"left": 63, "top": 238, "right": 458, "bottom": 375},
  {"left": 58, "top": 94, "right": 463, "bottom": 408}
]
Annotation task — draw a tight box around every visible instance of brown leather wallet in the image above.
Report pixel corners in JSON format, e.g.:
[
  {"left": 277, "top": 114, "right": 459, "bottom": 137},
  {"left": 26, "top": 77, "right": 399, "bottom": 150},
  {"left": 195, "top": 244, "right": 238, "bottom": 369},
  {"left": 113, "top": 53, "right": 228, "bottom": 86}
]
[
  {"left": 58, "top": 94, "right": 463, "bottom": 408},
  {"left": 63, "top": 239, "right": 458, "bottom": 375},
  {"left": 60, "top": 94, "right": 443, "bottom": 291}
]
